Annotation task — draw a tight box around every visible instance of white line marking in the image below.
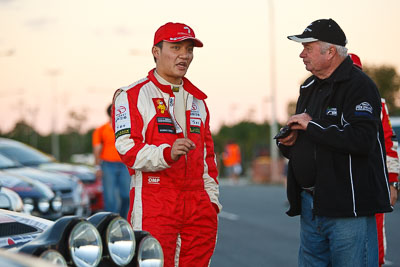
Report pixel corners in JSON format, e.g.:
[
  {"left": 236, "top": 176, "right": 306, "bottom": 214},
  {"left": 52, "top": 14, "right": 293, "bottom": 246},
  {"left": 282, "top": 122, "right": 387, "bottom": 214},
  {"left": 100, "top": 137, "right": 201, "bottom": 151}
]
[{"left": 219, "top": 211, "right": 239, "bottom": 221}]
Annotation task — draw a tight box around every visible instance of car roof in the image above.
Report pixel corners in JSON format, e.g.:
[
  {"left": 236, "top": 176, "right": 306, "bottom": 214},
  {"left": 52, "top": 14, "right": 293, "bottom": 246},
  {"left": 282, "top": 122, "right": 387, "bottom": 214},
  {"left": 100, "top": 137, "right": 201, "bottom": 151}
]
[{"left": 0, "top": 138, "right": 24, "bottom": 146}]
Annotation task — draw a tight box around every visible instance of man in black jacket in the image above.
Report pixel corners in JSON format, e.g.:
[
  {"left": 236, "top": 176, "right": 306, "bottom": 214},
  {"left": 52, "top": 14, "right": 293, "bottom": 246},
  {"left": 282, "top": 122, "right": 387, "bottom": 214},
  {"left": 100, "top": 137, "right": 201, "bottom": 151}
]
[{"left": 277, "top": 18, "right": 392, "bottom": 266}]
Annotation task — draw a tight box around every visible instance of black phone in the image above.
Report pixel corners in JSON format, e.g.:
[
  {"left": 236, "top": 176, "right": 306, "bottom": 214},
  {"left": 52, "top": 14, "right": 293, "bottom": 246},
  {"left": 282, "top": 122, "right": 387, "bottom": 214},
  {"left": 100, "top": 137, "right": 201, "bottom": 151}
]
[{"left": 273, "top": 125, "right": 292, "bottom": 139}]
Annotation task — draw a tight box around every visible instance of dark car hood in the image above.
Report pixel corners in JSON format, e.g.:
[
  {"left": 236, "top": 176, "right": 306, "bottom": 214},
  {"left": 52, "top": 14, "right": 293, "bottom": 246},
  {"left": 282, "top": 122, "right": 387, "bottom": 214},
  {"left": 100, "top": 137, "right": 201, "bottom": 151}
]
[
  {"left": 4, "top": 167, "right": 78, "bottom": 191},
  {"left": 0, "top": 171, "right": 54, "bottom": 199},
  {"left": 38, "top": 162, "right": 96, "bottom": 183}
]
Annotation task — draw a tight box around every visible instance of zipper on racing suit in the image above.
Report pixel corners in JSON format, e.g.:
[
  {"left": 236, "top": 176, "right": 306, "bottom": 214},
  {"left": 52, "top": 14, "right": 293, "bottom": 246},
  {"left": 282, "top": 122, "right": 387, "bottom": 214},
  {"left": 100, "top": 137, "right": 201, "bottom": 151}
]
[{"left": 167, "top": 92, "right": 190, "bottom": 181}]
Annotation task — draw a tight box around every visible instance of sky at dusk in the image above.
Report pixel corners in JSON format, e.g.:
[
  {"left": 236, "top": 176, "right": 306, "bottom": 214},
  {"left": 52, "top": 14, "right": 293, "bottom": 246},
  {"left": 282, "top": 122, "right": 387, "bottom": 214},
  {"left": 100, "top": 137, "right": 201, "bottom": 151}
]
[{"left": 1, "top": 0, "right": 399, "bottom": 134}]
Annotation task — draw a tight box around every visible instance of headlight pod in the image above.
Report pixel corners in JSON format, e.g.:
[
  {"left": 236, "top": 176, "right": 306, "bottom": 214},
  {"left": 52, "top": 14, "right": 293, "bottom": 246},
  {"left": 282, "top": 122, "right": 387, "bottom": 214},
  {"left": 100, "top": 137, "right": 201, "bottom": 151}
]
[
  {"left": 135, "top": 233, "right": 164, "bottom": 267},
  {"left": 69, "top": 221, "right": 103, "bottom": 267},
  {"left": 17, "top": 216, "right": 103, "bottom": 267},
  {"left": 17, "top": 212, "right": 161, "bottom": 267},
  {"left": 40, "top": 249, "right": 67, "bottom": 266},
  {"left": 107, "top": 218, "right": 135, "bottom": 266},
  {"left": 88, "top": 212, "right": 135, "bottom": 267},
  {"left": 38, "top": 198, "right": 50, "bottom": 213}
]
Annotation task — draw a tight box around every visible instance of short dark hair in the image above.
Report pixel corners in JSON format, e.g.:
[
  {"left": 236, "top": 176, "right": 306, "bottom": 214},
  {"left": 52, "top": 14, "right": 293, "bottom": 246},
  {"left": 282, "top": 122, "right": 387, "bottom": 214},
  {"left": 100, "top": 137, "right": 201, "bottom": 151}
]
[
  {"left": 153, "top": 41, "right": 163, "bottom": 63},
  {"left": 107, "top": 104, "right": 112, "bottom": 117}
]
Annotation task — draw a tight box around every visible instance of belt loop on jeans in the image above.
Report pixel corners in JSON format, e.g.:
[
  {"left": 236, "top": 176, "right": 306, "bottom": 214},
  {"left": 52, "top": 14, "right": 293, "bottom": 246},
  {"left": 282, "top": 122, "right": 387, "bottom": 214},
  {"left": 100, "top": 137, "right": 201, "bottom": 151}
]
[{"left": 302, "top": 186, "right": 315, "bottom": 196}]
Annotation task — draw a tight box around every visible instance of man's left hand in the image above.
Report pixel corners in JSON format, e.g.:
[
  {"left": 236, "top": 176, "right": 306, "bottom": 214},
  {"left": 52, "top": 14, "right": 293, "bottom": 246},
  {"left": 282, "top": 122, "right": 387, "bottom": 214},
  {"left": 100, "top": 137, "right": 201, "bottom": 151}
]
[{"left": 287, "top": 113, "right": 312, "bottom": 131}]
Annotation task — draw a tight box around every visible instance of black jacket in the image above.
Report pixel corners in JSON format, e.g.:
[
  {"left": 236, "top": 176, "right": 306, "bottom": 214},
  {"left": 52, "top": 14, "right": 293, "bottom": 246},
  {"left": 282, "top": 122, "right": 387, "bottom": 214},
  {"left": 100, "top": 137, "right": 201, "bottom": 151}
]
[{"left": 279, "top": 56, "right": 393, "bottom": 217}]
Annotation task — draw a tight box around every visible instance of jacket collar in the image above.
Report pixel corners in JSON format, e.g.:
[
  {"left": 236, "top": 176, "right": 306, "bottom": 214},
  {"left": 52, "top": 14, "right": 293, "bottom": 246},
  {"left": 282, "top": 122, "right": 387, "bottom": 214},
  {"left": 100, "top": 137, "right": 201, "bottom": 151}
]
[
  {"left": 147, "top": 69, "right": 207, "bottom": 100},
  {"left": 320, "top": 56, "right": 353, "bottom": 83},
  {"left": 301, "top": 56, "right": 354, "bottom": 92}
]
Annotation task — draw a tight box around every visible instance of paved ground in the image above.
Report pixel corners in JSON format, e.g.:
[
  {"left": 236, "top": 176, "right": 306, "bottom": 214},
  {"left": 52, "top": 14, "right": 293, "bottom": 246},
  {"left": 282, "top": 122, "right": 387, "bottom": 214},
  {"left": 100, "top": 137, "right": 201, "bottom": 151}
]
[{"left": 211, "top": 178, "right": 400, "bottom": 267}]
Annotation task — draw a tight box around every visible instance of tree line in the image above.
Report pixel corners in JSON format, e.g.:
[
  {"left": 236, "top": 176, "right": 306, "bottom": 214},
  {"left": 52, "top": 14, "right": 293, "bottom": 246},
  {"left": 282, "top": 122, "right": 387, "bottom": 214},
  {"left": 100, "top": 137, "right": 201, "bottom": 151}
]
[{"left": 1, "top": 64, "right": 399, "bottom": 174}]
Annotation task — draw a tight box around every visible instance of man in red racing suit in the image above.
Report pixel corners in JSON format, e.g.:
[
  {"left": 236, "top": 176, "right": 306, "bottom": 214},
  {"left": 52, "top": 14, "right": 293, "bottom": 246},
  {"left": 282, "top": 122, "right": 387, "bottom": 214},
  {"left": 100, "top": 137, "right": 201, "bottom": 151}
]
[
  {"left": 112, "top": 22, "right": 221, "bottom": 267},
  {"left": 349, "top": 53, "right": 400, "bottom": 266},
  {"left": 377, "top": 99, "right": 399, "bottom": 266}
]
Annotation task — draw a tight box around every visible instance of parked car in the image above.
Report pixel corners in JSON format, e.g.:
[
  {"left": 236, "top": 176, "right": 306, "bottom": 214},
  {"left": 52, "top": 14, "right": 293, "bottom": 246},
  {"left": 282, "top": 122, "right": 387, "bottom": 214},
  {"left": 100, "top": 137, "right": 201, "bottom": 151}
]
[
  {"left": 0, "top": 151, "right": 90, "bottom": 217},
  {"left": 0, "top": 209, "right": 51, "bottom": 249},
  {"left": 4, "top": 166, "right": 90, "bottom": 217},
  {"left": 0, "top": 153, "right": 62, "bottom": 220},
  {"left": 0, "top": 209, "right": 164, "bottom": 267},
  {"left": 0, "top": 138, "right": 103, "bottom": 213},
  {"left": 390, "top": 116, "right": 400, "bottom": 154},
  {"left": 39, "top": 161, "right": 103, "bottom": 213},
  {"left": 0, "top": 171, "right": 63, "bottom": 220},
  {"left": 0, "top": 182, "right": 24, "bottom": 212}
]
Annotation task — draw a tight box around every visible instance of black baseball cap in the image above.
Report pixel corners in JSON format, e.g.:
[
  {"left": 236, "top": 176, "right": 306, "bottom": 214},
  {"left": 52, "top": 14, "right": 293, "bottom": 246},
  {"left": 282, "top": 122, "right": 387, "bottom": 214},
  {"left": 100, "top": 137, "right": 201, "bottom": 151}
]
[{"left": 287, "top": 18, "right": 347, "bottom": 46}]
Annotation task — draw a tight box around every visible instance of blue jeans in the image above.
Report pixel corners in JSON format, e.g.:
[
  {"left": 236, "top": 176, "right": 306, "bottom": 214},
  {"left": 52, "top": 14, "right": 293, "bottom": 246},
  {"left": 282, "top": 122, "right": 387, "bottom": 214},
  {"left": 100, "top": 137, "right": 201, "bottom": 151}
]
[
  {"left": 299, "top": 191, "right": 378, "bottom": 267},
  {"left": 101, "top": 161, "right": 131, "bottom": 218}
]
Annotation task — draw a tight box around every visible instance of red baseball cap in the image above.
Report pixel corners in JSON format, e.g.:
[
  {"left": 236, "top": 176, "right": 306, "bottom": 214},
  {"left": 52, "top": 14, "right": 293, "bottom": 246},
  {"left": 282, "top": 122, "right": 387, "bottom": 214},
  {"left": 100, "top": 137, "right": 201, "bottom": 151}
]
[
  {"left": 153, "top": 22, "right": 203, "bottom": 47},
  {"left": 348, "top": 53, "right": 363, "bottom": 69}
]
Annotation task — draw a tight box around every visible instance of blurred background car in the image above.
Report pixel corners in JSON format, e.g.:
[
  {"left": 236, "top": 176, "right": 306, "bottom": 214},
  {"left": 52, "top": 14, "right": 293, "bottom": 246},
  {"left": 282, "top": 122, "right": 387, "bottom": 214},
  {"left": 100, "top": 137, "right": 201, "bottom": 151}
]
[
  {"left": 0, "top": 150, "right": 90, "bottom": 217},
  {"left": 0, "top": 138, "right": 103, "bottom": 213},
  {"left": 0, "top": 183, "right": 24, "bottom": 212},
  {"left": 38, "top": 160, "right": 103, "bottom": 213},
  {"left": 0, "top": 172, "right": 62, "bottom": 220},
  {"left": 390, "top": 116, "right": 400, "bottom": 155},
  {"left": 4, "top": 166, "right": 89, "bottom": 217},
  {"left": 0, "top": 154, "right": 62, "bottom": 220}
]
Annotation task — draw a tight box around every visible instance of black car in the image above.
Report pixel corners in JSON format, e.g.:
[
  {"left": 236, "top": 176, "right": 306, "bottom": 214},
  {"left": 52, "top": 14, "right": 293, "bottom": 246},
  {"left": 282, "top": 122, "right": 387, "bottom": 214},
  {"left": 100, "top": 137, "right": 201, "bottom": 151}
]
[
  {"left": 0, "top": 153, "right": 62, "bottom": 220},
  {"left": 0, "top": 149, "right": 90, "bottom": 217},
  {"left": 3, "top": 165, "right": 90, "bottom": 217},
  {"left": 0, "top": 138, "right": 103, "bottom": 213}
]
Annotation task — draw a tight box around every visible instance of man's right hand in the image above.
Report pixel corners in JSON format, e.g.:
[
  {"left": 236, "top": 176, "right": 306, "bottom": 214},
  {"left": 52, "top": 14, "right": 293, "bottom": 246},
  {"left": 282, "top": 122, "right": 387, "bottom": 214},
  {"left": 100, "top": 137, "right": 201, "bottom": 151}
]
[{"left": 171, "top": 138, "right": 196, "bottom": 161}]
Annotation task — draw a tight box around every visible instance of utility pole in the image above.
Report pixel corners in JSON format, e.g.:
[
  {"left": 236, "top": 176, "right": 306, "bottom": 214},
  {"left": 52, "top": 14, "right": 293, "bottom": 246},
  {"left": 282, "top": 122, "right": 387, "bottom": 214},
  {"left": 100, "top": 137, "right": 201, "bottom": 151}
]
[
  {"left": 268, "top": 0, "right": 280, "bottom": 182},
  {"left": 28, "top": 106, "right": 39, "bottom": 147},
  {"left": 47, "top": 69, "right": 61, "bottom": 160}
]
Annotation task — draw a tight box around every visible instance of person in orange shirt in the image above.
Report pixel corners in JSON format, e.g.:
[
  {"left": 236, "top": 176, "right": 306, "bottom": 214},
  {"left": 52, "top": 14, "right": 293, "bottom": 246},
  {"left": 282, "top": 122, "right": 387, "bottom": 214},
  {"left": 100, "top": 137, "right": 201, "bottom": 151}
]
[
  {"left": 92, "top": 104, "right": 131, "bottom": 218},
  {"left": 222, "top": 140, "right": 242, "bottom": 183}
]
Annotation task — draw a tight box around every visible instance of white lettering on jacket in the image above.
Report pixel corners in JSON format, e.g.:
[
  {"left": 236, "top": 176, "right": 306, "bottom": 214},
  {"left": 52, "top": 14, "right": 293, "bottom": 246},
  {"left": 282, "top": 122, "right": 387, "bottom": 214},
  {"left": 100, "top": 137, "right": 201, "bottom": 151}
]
[
  {"left": 355, "top": 102, "right": 373, "bottom": 114},
  {"left": 148, "top": 176, "right": 160, "bottom": 185}
]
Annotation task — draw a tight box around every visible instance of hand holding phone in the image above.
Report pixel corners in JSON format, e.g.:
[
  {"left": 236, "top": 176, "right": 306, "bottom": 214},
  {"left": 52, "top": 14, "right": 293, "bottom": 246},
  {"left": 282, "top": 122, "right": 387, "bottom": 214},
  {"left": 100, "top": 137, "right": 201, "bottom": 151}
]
[{"left": 273, "top": 125, "right": 292, "bottom": 139}]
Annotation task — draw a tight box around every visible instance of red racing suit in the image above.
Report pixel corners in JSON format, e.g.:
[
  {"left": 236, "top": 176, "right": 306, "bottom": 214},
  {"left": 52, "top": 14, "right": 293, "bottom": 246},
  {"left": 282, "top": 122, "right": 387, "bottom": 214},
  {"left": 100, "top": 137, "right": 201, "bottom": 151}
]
[
  {"left": 112, "top": 69, "right": 221, "bottom": 267},
  {"left": 377, "top": 98, "right": 400, "bottom": 266}
]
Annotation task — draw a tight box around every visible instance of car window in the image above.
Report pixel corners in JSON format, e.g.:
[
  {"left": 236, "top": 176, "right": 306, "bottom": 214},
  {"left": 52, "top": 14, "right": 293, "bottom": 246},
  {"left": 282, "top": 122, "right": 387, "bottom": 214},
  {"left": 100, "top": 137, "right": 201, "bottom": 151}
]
[
  {"left": 0, "top": 145, "right": 52, "bottom": 166},
  {"left": 0, "top": 154, "right": 22, "bottom": 169}
]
